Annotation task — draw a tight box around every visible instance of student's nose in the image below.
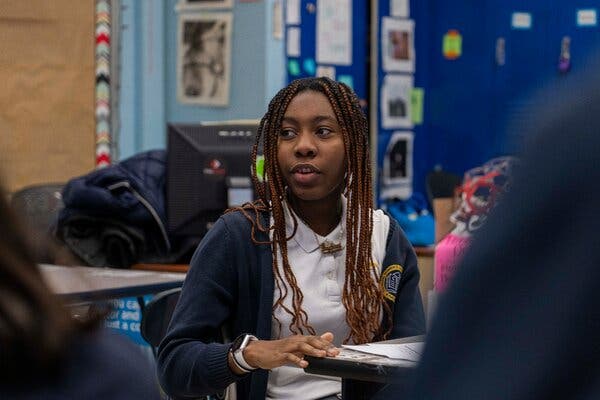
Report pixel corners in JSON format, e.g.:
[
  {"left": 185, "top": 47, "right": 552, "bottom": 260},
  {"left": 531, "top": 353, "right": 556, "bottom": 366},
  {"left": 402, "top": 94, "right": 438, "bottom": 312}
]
[{"left": 294, "top": 131, "right": 317, "bottom": 158}]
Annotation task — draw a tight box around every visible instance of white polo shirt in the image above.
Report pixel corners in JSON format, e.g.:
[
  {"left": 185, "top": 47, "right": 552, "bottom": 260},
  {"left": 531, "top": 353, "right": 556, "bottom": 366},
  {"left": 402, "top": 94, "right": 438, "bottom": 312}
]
[{"left": 266, "top": 198, "right": 390, "bottom": 400}]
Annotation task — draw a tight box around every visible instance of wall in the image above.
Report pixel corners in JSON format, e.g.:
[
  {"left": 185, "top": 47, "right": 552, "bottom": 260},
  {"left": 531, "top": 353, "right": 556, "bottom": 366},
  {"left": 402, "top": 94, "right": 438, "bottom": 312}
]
[
  {"left": 118, "top": 0, "right": 285, "bottom": 159},
  {"left": 0, "top": 0, "right": 96, "bottom": 192}
]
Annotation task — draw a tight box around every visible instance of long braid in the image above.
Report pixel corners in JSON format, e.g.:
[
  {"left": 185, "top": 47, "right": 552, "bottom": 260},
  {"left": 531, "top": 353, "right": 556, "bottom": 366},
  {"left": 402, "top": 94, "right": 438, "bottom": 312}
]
[{"left": 231, "top": 77, "right": 391, "bottom": 344}]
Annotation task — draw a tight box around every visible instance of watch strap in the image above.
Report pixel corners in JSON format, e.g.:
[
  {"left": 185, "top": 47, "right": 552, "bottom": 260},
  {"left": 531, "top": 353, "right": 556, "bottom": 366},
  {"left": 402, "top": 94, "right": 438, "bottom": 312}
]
[{"left": 231, "top": 334, "right": 258, "bottom": 372}]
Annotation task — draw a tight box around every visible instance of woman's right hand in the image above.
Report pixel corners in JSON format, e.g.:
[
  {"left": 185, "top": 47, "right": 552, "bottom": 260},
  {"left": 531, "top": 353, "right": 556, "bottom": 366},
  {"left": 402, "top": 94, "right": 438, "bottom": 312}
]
[{"left": 242, "top": 332, "right": 340, "bottom": 370}]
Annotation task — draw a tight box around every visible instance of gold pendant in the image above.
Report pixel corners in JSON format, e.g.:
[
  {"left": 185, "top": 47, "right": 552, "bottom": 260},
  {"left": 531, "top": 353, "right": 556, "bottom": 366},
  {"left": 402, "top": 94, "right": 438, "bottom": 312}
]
[{"left": 320, "top": 240, "right": 343, "bottom": 254}]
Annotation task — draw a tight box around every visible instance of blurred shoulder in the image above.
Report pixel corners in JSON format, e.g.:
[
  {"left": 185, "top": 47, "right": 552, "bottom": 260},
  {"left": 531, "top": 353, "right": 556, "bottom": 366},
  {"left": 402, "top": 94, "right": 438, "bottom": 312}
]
[{"left": 66, "top": 329, "right": 161, "bottom": 399}]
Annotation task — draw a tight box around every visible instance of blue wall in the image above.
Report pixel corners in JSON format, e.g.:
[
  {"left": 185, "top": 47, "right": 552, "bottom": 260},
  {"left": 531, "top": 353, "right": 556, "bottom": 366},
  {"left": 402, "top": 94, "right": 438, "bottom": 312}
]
[{"left": 118, "top": 0, "right": 285, "bottom": 159}]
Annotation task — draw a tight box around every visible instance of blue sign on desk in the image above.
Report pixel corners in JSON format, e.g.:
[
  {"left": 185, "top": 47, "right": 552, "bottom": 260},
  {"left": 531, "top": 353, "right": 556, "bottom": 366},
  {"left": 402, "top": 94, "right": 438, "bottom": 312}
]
[{"left": 104, "top": 296, "right": 151, "bottom": 346}]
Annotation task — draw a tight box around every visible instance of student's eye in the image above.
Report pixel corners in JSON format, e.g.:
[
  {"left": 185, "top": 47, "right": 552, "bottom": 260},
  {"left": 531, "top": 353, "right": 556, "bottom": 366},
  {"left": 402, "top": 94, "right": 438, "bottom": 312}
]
[
  {"left": 279, "top": 128, "right": 296, "bottom": 139},
  {"left": 316, "top": 127, "right": 333, "bottom": 137}
]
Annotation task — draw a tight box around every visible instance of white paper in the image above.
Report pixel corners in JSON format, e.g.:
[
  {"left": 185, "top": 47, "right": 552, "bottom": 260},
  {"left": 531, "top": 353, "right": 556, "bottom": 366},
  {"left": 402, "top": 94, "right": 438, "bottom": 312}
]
[
  {"left": 287, "top": 27, "right": 301, "bottom": 57},
  {"left": 380, "top": 184, "right": 412, "bottom": 200},
  {"left": 381, "top": 74, "right": 413, "bottom": 129},
  {"left": 286, "top": 0, "right": 301, "bottom": 25},
  {"left": 334, "top": 348, "right": 414, "bottom": 366},
  {"left": 382, "top": 130, "right": 413, "bottom": 191},
  {"left": 577, "top": 9, "right": 597, "bottom": 27},
  {"left": 382, "top": 17, "right": 415, "bottom": 73},
  {"left": 272, "top": 0, "right": 284, "bottom": 39},
  {"left": 316, "top": 0, "right": 352, "bottom": 66},
  {"left": 511, "top": 12, "right": 532, "bottom": 30},
  {"left": 316, "top": 65, "right": 336, "bottom": 80},
  {"left": 342, "top": 342, "right": 424, "bottom": 362},
  {"left": 390, "top": 0, "right": 409, "bottom": 18}
]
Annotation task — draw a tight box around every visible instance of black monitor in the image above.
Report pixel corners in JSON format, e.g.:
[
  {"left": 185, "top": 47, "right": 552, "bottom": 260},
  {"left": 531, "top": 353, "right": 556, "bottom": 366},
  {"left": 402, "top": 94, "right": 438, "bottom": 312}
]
[{"left": 166, "top": 122, "right": 259, "bottom": 238}]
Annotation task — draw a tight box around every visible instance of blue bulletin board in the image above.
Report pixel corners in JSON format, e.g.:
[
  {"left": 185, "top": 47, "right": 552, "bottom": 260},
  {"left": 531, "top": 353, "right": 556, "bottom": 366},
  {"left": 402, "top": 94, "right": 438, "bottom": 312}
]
[
  {"left": 283, "top": 0, "right": 369, "bottom": 102},
  {"left": 378, "top": 0, "right": 600, "bottom": 205},
  {"left": 286, "top": 0, "right": 600, "bottom": 209}
]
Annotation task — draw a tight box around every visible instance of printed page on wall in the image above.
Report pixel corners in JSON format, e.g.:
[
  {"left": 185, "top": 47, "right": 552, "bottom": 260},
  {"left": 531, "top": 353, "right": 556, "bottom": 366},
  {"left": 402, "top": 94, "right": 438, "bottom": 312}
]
[
  {"left": 177, "top": 12, "right": 232, "bottom": 106},
  {"left": 316, "top": 0, "right": 352, "bottom": 66}
]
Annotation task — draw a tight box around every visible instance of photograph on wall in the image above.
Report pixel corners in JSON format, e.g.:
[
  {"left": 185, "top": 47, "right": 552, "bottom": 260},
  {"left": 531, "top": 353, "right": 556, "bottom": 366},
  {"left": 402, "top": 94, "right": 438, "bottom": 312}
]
[
  {"left": 381, "top": 17, "right": 415, "bottom": 72},
  {"left": 381, "top": 131, "right": 413, "bottom": 200},
  {"left": 178, "top": 13, "right": 232, "bottom": 106},
  {"left": 381, "top": 74, "right": 413, "bottom": 129},
  {"left": 390, "top": 0, "right": 410, "bottom": 18},
  {"left": 176, "top": 0, "right": 233, "bottom": 10},
  {"left": 316, "top": 0, "right": 352, "bottom": 66}
]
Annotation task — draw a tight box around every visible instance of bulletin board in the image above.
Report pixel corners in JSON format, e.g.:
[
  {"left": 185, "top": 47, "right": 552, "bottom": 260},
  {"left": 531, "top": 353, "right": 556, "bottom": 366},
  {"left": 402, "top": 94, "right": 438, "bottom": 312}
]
[
  {"left": 283, "top": 0, "right": 369, "bottom": 102},
  {"left": 0, "top": 0, "right": 96, "bottom": 193},
  {"left": 376, "top": 0, "right": 600, "bottom": 204}
]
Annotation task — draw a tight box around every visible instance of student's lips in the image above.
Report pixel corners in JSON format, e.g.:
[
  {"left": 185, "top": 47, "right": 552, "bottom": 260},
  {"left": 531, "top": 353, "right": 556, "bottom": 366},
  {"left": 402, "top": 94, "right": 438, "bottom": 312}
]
[
  {"left": 292, "top": 171, "right": 320, "bottom": 185},
  {"left": 290, "top": 164, "right": 321, "bottom": 185}
]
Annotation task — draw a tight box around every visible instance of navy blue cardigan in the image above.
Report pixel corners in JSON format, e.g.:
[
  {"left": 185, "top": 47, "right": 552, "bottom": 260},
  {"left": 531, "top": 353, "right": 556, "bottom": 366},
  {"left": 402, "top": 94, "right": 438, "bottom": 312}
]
[{"left": 158, "top": 209, "right": 425, "bottom": 400}]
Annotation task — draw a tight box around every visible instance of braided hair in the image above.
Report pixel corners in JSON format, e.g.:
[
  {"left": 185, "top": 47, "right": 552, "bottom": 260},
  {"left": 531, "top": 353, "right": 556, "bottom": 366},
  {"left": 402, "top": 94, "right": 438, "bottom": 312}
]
[{"left": 232, "top": 77, "right": 391, "bottom": 344}]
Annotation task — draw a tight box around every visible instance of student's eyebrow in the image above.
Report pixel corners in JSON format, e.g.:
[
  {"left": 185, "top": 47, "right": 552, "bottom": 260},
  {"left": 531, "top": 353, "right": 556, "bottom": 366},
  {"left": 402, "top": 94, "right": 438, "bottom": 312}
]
[
  {"left": 313, "top": 115, "right": 337, "bottom": 124},
  {"left": 281, "top": 115, "right": 337, "bottom": 125}
]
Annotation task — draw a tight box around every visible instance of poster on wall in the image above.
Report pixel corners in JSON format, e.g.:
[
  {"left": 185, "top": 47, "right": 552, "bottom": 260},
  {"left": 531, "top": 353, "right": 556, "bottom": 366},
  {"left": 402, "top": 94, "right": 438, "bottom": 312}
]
[
  {"left": 390, "top": 0, "right": 409, "bottom": 18},
  {"left": 381, "top": 74, "right": 413, "bottom": 128},
  {"left": 381, "top": 17, "right": 415, "bottom": 73},
  {"left": 176, "top": 0, "right": 233, "bottom": 10},
  {"left": 316, "top": 0, "right": 352, "bottom": 66},
  {"left": 381, "top": 131, "right": 413, "bottom": 200},
  {"left": 177, "top": 13, "right": 232, "bottom": 106}
]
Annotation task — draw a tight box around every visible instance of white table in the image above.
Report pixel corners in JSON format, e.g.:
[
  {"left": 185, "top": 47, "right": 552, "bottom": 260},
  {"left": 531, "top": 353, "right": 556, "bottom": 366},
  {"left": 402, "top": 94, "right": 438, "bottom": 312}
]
[{"left": 40, "top": 264, "right": 186, "bottom": 304}]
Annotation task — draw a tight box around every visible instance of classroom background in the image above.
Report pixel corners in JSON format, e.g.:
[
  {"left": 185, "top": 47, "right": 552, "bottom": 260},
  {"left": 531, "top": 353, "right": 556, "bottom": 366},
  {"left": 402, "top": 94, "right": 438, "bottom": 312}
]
[{"left": 1, "top": 0, "right": 599, "bottom": 360}]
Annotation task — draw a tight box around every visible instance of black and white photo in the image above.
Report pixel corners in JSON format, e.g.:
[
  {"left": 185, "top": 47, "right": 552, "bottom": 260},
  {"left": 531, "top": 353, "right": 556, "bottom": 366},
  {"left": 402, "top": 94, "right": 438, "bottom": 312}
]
[
  {"left": 178, "top": 13, "right": 232, "bottom": 106},
  {"left": 177, "top": 0, "right": 233, "bottom": 10},
  {"left": 381, "top": 74, "right": 413, "bottom": 128}
]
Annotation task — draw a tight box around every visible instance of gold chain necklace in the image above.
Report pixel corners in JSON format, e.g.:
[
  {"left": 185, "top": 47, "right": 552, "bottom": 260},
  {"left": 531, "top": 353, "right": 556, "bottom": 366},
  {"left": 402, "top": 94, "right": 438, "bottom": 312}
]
[{"left": 313, "top": 222, "right": 344, "bottom": 255}]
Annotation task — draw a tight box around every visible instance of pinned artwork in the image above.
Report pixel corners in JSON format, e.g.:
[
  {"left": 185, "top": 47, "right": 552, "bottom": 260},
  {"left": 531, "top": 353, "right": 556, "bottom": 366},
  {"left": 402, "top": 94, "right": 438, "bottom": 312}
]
[
  {"left": 381, "top": 131, "right": 414, "bottom": 200},
  {"left": 577, "top": 9, "right": 598, "bottom": 27},
  {"left": 288, "top": 59, "right": 301, "bottom": 76},
  {"left": 316, "top": 65, "right": 336, "bottom": 80},
  {"left": 410, "top": 88, "right": 424, "bottom": 125},
  {"left": 177, "top": 13, "right": 232, "bottom": 106},
  {"left": 303, "top": 58, "right": 316, "bottom": 75},
  {"left": 382, "top": 17, "right": 415, "bottom": 73},
  {"left": 286, "top": 27, "right": 301, "bottom": 57},
  {"left": 390, "top": 0, "right": 409, "bottom": 18},
  {"left": 338, "top": 74, "right": 354, "bottom": 90},
  {"left": 381, "top": 74, "right": 413, "bottom": 129},
  {"left": 443, "top": 30, "right": 462, "bottom": 60},
  {"left": 511, "top": 12, "right": 532, "bottom": 30},
  {"left": 316, "top": 0, "right": 352, "bottom": 66},
  {"left": 286, "top": 0, "right": 301, "bottom": 25}
]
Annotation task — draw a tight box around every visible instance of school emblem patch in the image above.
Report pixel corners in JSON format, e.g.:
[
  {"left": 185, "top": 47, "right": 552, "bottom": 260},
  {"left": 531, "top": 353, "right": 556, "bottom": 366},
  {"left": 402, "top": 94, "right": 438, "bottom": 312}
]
[{"left": 380, "top": 264, "right": 403, "bottom": 301}]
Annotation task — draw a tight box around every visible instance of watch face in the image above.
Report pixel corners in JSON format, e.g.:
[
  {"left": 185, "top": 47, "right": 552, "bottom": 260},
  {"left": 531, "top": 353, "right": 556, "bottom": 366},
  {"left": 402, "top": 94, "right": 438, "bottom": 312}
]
[{"left": 231, "top": 334, "right": 246, "bottom": 352}]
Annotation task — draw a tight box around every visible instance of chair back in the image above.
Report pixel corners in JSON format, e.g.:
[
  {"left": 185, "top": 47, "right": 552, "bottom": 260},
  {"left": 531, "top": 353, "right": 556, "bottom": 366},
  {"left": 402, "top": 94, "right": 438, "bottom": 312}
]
[
  {"left": 140, "top": 287, "right": 181, "bottom": 351},
  {"left": 140, "top": 288, "right": 234, "bottom": 400},
  {"left": 10, "top": 183, "right": 65, "bottom": 262}
]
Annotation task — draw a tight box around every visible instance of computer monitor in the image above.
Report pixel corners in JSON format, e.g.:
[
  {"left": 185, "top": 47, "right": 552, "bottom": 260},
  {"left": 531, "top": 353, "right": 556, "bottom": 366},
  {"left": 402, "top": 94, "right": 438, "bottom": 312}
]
[{"left": 166, "top": 122, "right": 259, "bottom": 238}]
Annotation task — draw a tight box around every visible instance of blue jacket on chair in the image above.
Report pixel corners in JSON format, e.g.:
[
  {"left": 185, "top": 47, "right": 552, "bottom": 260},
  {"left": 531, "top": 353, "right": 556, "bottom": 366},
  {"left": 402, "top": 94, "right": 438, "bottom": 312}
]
[{"left": 57, "top": 150, "right": 171, "bottom": 268}]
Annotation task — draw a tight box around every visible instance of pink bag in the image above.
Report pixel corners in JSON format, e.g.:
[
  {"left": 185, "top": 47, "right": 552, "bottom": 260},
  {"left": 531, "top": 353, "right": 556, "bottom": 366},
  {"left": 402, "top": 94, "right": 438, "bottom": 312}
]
[{"left": 434, "top": 233, "right": 471, "bottom": 293}]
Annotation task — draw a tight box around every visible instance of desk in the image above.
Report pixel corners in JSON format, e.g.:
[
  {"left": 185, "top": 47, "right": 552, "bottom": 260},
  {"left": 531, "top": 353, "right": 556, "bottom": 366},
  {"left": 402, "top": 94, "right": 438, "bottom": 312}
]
[
  {"left": 131, "top": 263, "right": 189, "bottom": 273},
  {"left": 304, "top": 335, "right": 424, "bottom": 400},
  {"left": 40, "top": 264, "right": 186, "bottom": 304}
]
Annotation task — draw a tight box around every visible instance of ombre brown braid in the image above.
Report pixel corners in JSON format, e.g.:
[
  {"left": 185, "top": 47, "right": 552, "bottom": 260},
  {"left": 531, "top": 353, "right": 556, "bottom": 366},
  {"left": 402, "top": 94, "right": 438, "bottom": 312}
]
[{"left": 229, "top": 77, "right": 392, "bottom": 344}]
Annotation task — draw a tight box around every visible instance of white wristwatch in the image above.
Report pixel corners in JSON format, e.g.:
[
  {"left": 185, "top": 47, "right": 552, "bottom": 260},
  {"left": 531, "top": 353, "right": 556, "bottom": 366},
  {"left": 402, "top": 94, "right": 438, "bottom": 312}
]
[{"left": 230, "top": 333, "right": 258, "bottom": 373}]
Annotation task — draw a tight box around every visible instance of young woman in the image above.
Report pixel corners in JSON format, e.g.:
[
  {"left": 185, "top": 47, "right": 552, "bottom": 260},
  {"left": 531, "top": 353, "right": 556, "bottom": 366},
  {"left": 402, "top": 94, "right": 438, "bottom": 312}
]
[
  {"left": 158, "top": 77, "right": 425, "bottom": 400},
  {"left": 0, "top": 179, "right": 160, "bottom": 399}
]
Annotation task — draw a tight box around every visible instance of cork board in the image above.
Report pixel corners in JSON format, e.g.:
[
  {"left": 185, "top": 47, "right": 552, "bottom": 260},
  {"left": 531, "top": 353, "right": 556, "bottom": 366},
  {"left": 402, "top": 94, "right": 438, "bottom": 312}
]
[{"left": 0, "top": 1, "right": 95, "bottom": 193}]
